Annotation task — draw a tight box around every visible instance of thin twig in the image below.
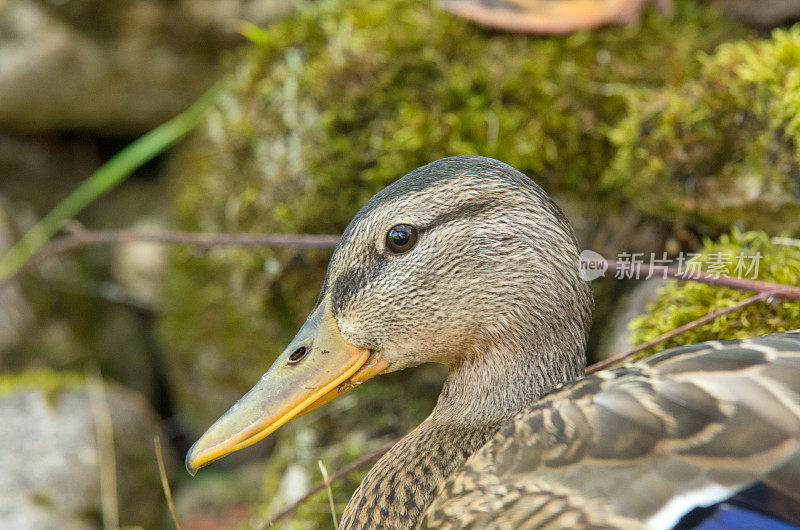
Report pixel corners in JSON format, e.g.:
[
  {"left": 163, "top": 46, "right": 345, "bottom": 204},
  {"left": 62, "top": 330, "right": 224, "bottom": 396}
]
[
  {"left": 155, "top": 435, "right": 183, "bottom": 530},
  {"left": 318, "top": 460, "right": 339, "bottom": 528},
  {"left": 0, "top": 229, "right": 340, "bottom": 290},
  {"left": 5, "top": 229, "right": 800, "bottom": 303},
  {"left": 257, "top": 439, "right": 398, "bottom": 529},
  {"left": 584, "top": 289, "right": 786, "bottom": 374},
  {"left": 605, "top": 261, "right": 800, "bottom": 301},
  {"left": 85, "top": 367, "right": 119, "bottom": 530}
]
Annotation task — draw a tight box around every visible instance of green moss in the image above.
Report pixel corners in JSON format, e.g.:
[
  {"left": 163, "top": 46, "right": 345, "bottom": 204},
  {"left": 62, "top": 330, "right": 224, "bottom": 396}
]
[
  {"left": 29, "top": 491, "right": 56, "bottom": 510},
  {"left": 162, "top": 0, "right": 744, "bottom": 431},
  {"left": 629, "top": 230, "right": 800, "bottom": 356},
  {"left": 604, "top": 26, "right": 800, "bottom": 230},
  {"left": 0, "top": 369, "right": 84, "bottom": 405}
]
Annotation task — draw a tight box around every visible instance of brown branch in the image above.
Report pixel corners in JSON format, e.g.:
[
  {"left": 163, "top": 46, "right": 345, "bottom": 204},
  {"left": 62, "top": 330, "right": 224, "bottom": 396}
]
[
  {"left": 256, "top": 438, "right": 399, "bottom": 529},
  {"left": 5, "top": 229, "right": 799, "bottom": 303},
  {"left": 606, "top": 261, "right": 800, "bottom": 301},
  {"left": 584, "top": 289, "right": 787, "bottom": 375},
  {"left": 0, "top": 228, "right": 340, "bottom": 290}
]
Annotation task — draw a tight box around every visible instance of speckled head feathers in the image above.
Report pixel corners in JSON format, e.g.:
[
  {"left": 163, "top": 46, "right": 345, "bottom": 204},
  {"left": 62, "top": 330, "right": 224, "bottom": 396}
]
[{"left": 318, "top": 155, "right": 593, "bottom": 373}]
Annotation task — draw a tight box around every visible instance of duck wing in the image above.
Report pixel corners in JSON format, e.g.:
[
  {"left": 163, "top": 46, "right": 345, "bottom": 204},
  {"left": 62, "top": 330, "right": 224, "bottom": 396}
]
[{"left": 421, "top": 332, "right": 800, "bottom": 529}]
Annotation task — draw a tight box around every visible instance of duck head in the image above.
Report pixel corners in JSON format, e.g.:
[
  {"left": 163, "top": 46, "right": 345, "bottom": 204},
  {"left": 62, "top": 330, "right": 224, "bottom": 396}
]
[{"left": 186, "top": 156, "right": 593, "bottom": 474}]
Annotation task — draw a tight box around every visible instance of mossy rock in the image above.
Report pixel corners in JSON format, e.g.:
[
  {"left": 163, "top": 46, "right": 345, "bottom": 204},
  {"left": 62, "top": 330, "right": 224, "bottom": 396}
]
[
  {"left": 0, "top": 369, "right": 85, "bottom": 400},
  {"left": 629, "top": 230, "right": 800, "bottom": 355},
  {"left": 161, "top": 0, "right": 747, "bottom": 432},
  {"left": 0, "top": 174, "right": 168, "bottom": 403},
  {"left": 0, "top": 0, "right": 302, "bottom": 133},
  {"left": 604, "top": 26, "right": 800, "bottom": 231}
]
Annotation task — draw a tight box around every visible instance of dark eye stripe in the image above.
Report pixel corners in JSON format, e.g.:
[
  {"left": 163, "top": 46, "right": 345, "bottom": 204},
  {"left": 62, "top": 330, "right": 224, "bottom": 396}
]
[{"left": 420, "top": 200, "right": 494, "bottom": 231}]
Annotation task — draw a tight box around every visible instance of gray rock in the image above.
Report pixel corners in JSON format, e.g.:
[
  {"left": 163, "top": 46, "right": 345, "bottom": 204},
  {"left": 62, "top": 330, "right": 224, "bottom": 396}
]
[
  {"left": 0, "top": 372, "right": 172, "bottom": 529},
  {"left": 712, "top": 0, "right": 800, "bottom": 27},
  {"left": 0, "top": 0, "right": 303, "bottom": 134},
  {"left": 596, "top": 278, "right": 666, "bottom": 360},
  {"left": 112, "top": 219, "right": 167, "bottom": 308}
]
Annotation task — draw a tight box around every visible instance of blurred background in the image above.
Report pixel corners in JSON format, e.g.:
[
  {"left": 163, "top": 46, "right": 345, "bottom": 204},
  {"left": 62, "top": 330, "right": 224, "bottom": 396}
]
[{"left": 1, "top": 0, "right": 800, "bottom": 528}]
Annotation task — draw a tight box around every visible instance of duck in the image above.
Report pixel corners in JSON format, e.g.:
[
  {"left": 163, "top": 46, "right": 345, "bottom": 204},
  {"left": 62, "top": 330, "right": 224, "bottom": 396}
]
[{"left": 186, "top": 156, "right": 800, "bottom": 529}]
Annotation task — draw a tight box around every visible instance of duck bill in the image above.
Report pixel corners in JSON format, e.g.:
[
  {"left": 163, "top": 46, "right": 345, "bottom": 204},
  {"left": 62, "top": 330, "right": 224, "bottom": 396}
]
[{"left": 186, "top": 298, "right": 391, "bottom": 475}]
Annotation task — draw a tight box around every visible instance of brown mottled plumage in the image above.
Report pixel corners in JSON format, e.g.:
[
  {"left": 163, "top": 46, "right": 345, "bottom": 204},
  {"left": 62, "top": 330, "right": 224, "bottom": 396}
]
[
  {"left": 329, "top": 156, "right": 593, "bottom": 527},
  {"left": 422, "top": 334, "right": 800, "bottom": 528},
  {"left": 188, "top": 156, "right": 800, "bottom": 529},
  {"left": 341, "top": 421, "right": 498, "bottom": 527}
]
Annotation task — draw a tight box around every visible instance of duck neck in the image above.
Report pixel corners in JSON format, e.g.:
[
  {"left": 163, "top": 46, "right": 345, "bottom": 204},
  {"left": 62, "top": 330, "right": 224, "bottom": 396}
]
[
  {"left": 339, "top": 339, "right": 585, "bottom": 529},
  {"left": 432, "top": 337, "right": 586, "bottom": 424}
]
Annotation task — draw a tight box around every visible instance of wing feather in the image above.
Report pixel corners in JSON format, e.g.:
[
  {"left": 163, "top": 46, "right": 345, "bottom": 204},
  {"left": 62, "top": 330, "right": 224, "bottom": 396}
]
[{"left": 421, "top": 331, "right": 800, "bottom": 529}]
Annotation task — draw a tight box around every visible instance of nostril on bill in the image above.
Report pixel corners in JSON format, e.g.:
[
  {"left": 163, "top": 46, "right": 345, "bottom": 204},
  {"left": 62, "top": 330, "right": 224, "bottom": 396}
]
[{"left": 287, "top": 346, "right": 309, "bottom": 364}]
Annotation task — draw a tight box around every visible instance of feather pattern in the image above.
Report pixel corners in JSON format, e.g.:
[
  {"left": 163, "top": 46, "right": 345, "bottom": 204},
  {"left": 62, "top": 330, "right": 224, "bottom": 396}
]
[
  {"left": 421, "top": 332, "right": 800, "bottom": 529},
  {"left": 187, "top": 156, "right": 800, "bottom": 530}
]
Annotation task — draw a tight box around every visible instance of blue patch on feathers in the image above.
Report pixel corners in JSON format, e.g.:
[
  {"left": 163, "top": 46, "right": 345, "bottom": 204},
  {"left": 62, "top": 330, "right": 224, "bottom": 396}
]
[{"left": 693, "top": 504, "right": 799, "bottom": 530}]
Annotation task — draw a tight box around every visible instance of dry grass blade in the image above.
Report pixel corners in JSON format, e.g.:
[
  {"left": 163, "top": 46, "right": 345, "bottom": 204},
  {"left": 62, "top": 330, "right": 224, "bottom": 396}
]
[
  {"left": 257, "top": 439, "right": 398, "bottom": 529},
  {"left": 86, "top": 367, "right": 119, "bottom": 530},
  {"left": 318, "top": 460, "right": 338, "bottom": 528},
  {"left": 155, "top": 435, "right": 182, "bottom": 530}
]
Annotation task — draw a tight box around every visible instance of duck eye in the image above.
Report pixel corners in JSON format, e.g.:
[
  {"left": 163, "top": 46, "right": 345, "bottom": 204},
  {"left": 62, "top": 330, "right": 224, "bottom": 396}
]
[{"left": 386, "top": 224, "right": 418, "bottom": 254}]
